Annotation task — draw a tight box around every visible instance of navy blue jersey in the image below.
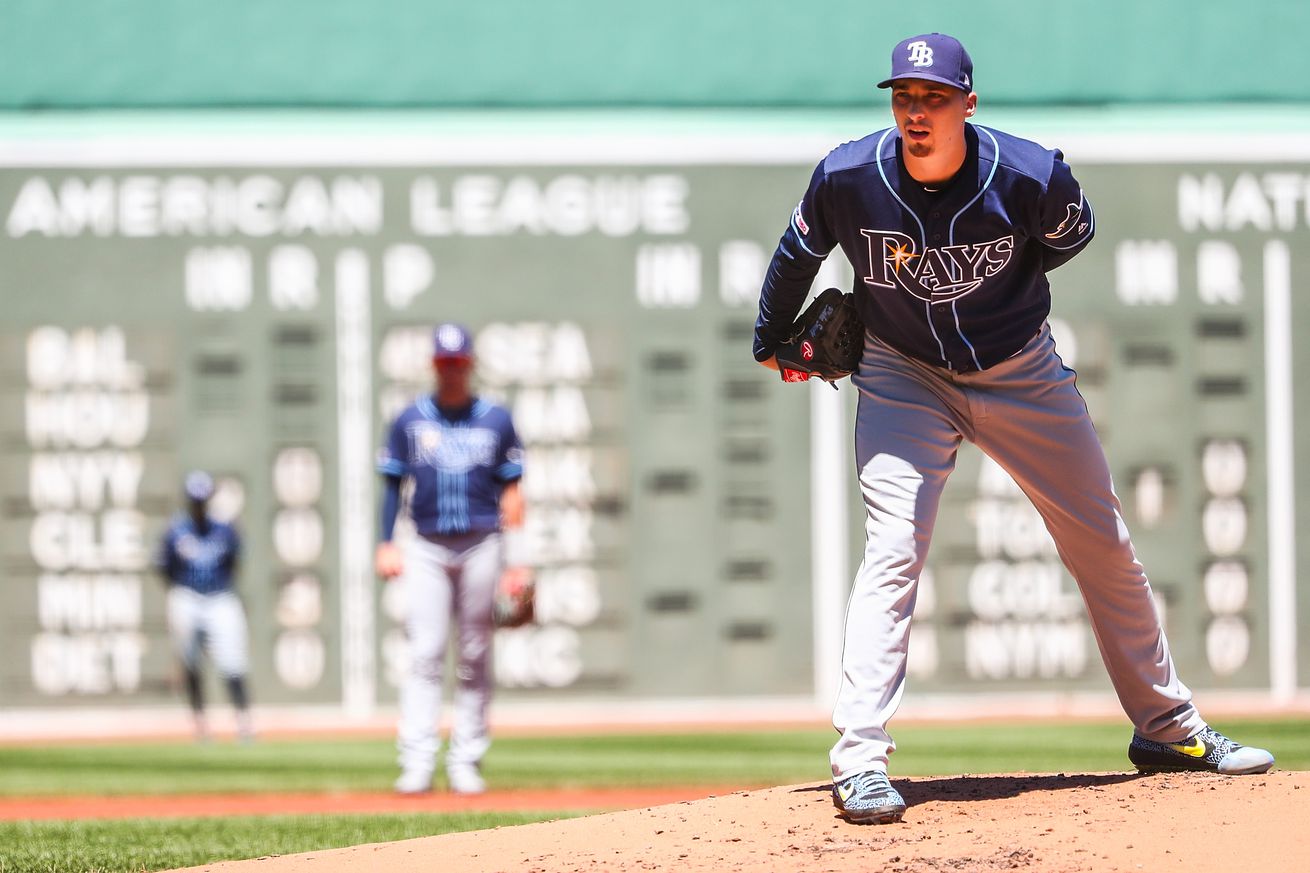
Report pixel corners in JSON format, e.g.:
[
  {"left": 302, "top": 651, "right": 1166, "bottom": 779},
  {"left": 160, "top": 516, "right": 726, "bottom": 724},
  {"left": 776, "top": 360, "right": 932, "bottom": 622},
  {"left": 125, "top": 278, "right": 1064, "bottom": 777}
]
[
  {"left": 754, "top": 123, "right": 1095, "bottom": 373},
  {"left": 156, "top": 515, "right": 240, "bottom": 595},
  {"left": 377, "top": 395, "right": 523, "bottom": 536}
]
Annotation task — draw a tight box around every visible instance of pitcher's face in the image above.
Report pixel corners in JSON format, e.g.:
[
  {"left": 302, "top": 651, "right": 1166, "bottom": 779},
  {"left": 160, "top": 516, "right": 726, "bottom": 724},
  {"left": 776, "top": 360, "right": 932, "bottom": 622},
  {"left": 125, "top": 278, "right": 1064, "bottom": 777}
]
[{"left": 890, "top": 80, "right": 976, "bottom": 159}]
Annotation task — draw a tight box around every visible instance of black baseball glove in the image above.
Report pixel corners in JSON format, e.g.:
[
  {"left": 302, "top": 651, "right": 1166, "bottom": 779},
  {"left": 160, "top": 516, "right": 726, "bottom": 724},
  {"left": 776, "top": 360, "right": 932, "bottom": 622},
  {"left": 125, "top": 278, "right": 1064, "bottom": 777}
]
[{"left": 774, "top": 287, "right": 864, "bottom": 385}]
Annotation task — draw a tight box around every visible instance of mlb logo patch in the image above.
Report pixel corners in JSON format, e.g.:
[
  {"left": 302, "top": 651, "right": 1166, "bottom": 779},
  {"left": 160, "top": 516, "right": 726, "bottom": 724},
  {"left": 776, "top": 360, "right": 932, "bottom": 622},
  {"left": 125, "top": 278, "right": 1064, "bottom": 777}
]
[{"left": 793, "top": 201, "right": 809, "bottom": 235}]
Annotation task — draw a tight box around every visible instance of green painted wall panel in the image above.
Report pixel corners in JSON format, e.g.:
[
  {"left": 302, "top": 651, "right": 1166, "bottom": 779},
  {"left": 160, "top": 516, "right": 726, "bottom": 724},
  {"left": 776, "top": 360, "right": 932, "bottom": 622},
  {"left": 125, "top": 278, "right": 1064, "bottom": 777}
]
[
  {"left": 0, "top": 112, "right": 1305, "bottom": 712},
  {"left": 1, "top": 1, "right": 1307, "bottom": 108}
]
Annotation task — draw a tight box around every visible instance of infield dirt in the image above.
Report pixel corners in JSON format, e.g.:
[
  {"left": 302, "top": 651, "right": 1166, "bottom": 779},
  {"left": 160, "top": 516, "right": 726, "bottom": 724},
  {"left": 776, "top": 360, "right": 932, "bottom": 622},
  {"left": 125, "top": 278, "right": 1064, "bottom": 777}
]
[{"left": 171, "top": 769, "right": 1309, "bottom": 873}]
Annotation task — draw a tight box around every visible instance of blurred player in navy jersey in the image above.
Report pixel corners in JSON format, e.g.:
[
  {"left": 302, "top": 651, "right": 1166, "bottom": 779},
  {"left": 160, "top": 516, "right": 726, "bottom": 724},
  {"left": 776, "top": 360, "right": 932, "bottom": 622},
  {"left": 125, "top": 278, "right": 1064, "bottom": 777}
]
[
  {"left": 156, "top": 470, "right": 254, "bottom": 743},
  {"left": 376, "top": 323, "right": 527, "bottom": 795}
]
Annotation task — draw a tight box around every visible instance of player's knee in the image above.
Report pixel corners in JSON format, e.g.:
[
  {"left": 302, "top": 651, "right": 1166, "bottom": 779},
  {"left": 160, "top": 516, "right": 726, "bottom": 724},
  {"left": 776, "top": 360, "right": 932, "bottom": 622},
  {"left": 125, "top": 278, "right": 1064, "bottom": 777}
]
[
  {"left": 454, "top": 660, "right": 487, "bottom": 687},
  {"left": 409, "top": 649, "right": 445, "bottom": 682}
]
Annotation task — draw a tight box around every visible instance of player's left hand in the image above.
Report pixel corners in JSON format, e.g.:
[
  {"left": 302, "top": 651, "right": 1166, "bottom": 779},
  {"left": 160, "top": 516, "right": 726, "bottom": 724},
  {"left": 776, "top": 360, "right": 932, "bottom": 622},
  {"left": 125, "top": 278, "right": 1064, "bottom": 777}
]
[
  {"left": 494, "top": 565, "right": 535, "bottom": 628},
  {"left": 774, "top": 287, "right": 864, "bottom": 385}
]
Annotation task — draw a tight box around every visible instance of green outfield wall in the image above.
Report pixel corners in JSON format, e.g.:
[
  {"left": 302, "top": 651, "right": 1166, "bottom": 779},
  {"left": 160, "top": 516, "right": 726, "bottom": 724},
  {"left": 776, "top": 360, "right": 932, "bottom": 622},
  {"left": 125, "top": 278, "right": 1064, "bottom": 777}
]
[
  {"left": 0, "top": 109, "right": 1305, "bottom": 713},
  {"left": 1, "top": 0, "right": 1308, "bottom": 109}
]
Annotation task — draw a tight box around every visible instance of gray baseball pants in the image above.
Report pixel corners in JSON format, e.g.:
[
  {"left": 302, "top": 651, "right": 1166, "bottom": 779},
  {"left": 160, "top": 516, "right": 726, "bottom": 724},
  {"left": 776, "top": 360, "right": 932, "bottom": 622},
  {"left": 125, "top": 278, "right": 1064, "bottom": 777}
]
[
  {"left": 167, "top": 587, "right": 249, "bottom": 679},
  {"left": 397, "top": 530, "right": 500, "bottom": 776},
  {"left": 831, "top": 323, "right": 1206, "bottom": 780}
]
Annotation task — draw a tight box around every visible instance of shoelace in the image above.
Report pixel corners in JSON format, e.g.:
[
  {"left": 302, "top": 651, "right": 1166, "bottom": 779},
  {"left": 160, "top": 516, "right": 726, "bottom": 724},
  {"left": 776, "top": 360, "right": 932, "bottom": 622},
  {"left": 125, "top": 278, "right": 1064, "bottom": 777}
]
[
  {"left": 1198, "top": 727, "right": 1237, "bottom": 756},
  {"left": 843, "top": 770, "right": 896, "bottom": 801}
]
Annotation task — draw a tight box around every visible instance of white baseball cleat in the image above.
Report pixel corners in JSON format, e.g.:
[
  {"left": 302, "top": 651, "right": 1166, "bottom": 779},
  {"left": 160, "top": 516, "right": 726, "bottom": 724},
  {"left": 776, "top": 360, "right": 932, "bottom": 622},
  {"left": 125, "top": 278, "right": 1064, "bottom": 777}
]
[
  {"left": 447, "top": 764, "right": 486, "bottom": 795},
  {"left": 236, "top": 712, "right": 256, "bottom": 744},
  {"left": 832, "top": 770, "right": 906, "bottom": 824},
  {"left": 393, "top": 768, "right": 434, "bottom": 795}
]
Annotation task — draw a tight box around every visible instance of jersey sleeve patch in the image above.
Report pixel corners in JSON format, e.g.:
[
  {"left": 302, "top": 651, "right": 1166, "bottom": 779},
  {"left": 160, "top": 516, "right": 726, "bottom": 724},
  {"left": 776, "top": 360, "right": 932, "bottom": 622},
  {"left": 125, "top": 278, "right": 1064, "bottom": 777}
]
[
  {"left": 1041, "top": 195, "right": 1095, "bottom": 251},
  {"left": 376, "top": 450, "right": 405, "bottom": 476},
  {"left": 495, "top": 439, "right": 523, "bottom": 482},
  {"left": 1044, "top": 189, "right": 1089, "bottom": 241},
  {"left": 792, "top": 201, "right": 810, "bottom": 235},
  {"left": 1039, "top": 158, "right": 1096, "bottom": 254}
]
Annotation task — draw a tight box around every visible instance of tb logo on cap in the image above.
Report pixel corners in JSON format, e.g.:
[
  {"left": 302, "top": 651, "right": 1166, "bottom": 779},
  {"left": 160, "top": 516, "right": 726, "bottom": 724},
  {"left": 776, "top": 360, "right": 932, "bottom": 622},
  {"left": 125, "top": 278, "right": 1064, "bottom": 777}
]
[{"left": 906, "top": 40, "right": 934, "bottom": 67}]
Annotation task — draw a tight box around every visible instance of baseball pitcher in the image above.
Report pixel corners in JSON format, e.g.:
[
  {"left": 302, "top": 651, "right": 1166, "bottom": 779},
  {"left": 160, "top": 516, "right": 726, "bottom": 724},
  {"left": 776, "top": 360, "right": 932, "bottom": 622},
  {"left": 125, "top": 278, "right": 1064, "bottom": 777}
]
[{"left": 754, "top": 33, "right": 1274, "bottom": 825}]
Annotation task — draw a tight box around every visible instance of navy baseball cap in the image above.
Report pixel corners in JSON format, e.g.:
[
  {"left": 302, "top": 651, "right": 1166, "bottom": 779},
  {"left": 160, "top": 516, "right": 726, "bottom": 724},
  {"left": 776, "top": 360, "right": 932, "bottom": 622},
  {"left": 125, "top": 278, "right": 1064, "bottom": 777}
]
[
  {"left": 432, "top": 322, "right": 473, "bottom": 359},
  {"left": 184, "top": 470, "right": 215, "bottom": 501},
  {"left": 877, "top": 33, "right": 974, "bottom": 93}
]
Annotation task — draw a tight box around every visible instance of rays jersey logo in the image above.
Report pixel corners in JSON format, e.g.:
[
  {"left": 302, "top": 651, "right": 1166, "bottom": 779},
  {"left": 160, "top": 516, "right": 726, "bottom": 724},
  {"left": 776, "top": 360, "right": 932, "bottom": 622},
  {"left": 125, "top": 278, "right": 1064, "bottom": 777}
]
[
  {"left": 407, "top": 422, "right": 497, "bottom": 474},
  {"left": 176, "top": 532, "right": 225, "bottom": 569},
  {"left": 861, "top": 229, "right": 1014, "bottom": 303}
]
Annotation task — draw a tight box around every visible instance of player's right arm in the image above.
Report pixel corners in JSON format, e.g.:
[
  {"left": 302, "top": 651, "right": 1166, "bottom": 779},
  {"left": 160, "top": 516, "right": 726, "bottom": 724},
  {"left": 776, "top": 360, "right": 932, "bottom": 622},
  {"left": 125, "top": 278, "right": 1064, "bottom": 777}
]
[
  {"left": 375, "top": 415, "right": 408, "bottom": 580},
  {"left": 375, "top": 475, "right": 404, "bottom": 579},
  {"left": 754, "top": 159, "right": 837, "bottom": 367}
]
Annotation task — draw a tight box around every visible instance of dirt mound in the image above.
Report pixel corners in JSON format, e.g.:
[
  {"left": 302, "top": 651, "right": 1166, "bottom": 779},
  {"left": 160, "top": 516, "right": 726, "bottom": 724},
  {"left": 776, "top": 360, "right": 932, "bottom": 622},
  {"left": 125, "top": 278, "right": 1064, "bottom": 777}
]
[{"left": 175, "top": 770, "right": 1309, "bottom": 873}]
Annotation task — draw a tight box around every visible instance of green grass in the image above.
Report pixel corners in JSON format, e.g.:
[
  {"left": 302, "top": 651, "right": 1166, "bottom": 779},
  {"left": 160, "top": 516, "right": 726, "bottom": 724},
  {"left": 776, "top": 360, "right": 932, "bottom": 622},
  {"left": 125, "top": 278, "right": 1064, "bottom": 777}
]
[
  {"left": 0, "top": 732, "right": 834, "bottom": 798},
  {"left": 0, "top": 718, "right": 1304, "bottom": 873},
  {"left": 0, "top": 812, "right": 575, "bottom": 873},
  {"left": 1, "top": 719, "right": 1304, "bottom": 798},
  {"left": 0, "top": 740, "right": 396, "bottom": 798}
]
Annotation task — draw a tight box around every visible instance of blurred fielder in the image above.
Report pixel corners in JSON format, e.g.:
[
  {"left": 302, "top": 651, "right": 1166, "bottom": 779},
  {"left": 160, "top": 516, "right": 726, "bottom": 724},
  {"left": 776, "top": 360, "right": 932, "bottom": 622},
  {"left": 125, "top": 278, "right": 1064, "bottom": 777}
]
[
  {"left": 375, "top": 322, "right": 528, "bottom": 795},
  {"left": 156, "top": 470, "right": 254, "bottom": 743}
]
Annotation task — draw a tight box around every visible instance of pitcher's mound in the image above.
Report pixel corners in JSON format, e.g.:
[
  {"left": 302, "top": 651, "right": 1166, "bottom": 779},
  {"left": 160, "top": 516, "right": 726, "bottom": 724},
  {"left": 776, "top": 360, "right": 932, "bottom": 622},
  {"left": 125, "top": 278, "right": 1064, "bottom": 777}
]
[{"left": 177, "top": 770, "right": 1309, "bottom": 872}]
